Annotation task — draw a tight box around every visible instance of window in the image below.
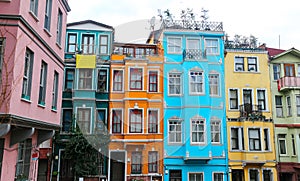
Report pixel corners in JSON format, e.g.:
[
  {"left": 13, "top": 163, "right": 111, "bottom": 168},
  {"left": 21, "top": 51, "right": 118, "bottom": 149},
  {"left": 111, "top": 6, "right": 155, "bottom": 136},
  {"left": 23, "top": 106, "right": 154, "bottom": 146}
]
[
  {"left": 191, "top": 118, "right": 205, "bottom": 144},
  {"left": 131, "top": 152, "right": 142, "bottom": 174},
  {"left": 273, "top": 64, "right": 281, "bottom": 80},
  {"left": 186, "top": 39, "right": 201, "bottom": 59},
  {"left": 129, "top": 109, "right": 142, "bottom": 133},
  {"left": 38, "top": 61, "right": 47, "bottom": 105},
  {"left": 62, "top": 109, "right": 72, "bottom": 132},
  {"left": 211, "top": 120, "right": 221, "bottom": 144},
  {"left": 77, "top": 108, "right": 91, "bottom": 134},
  {"left": 169, "top": 73, "right": 181, "bottom": 95},
  {"left": 235, "top": 57, "right": 244, "bottom": 71},
  {"left": 167, "top": 37, "right": 181, "bottom": 53},
  {"left": 229, "top": 89, "right": 238, "bottom": 109},
  {"left": 189, "top": 173, "right": 203, "bottom": 181},
  {"left": 187, "top": 39, "right": 200, "bottom": 49},
  {"left": 56, "top": 9, "right": 63, "bottom": 45},
  {"left": 99, "top": 35, "right": 108, "bottom": 54},
  {"left": 22, "top": 49, "right": 34, "bottom": 100},
  {"left": 243, "top": 89, "right": 252, "bottom": 105},
  {"left": 190, "top": 71, "right": 203, "bottom": 94},
  {"left": 149, "top": 71, "right": 158, "bottom": 92},
  {"left": 148, "top": 151, "right": 158, "bottom": 173},
  {"left": 30, "top": 0, "right": 39, "bottom": 16},
  {"left": 15, "top": 139, "right": 32, "bottom": 179},
  {"left": 278, "top": 134, "right": 287, "bottom": 155},
  {"left": 257, "top": 90, "right": 266, "bottom": 110},
  {"left": 209, "top": 74, "right": 219, "bottom": 96},
  {"left": 113, "top": 70, "right": 123, "bottom": 91},
  {"left": 297, "top": 95, "right": 300, "bottom": 116},
  {"left": 248, "top": 128, "right": 261, "bottom": 151},
  {"left": 170, "top": 170, "right": 182, "bottom": 181},
  {"left": 284, "top": 64, "right": 295, "bottom": 77},
  {"left": 0, "top": 138, "right": 4, "bottom": 177},
  {"left": 96, "top": 110, "right": 106, "bottom": 132},
  {"left": 168, "top": 120, "right": 182, "bottom": 143},
  {"left": 82, "top": 34, "right": 95, "bottom": 54},
  {"left": 231, "top": 127, "right": 244, "bottom": 150},
  {"left": 78, "top": 69, "right": 92, "bottom": 89},
  {"left": 247, "top": 57, "right": 257, "bottom": 72},
  {"left": 298, "top": 65, "right": 300, "bottom": 77},
  {"left": 148, "top": 110, "right": 158, "bottom": 133},
  {"left": 64, "top": 69, "right": 74, "bottom": 90},
  {"left": 232, "top": 170, "right": 244, "bottom": 181},
  {"left": 264, "top": 128, "right": 270, "bottom": 151},
  {"left": 130, "top": 68, "right": 143, "bottom": 90},
  {"left": 292, "top": 134, "right": 296, "bottom": 155},
  {"left": 112, "top": 110, "right": 122, "bottom": 133},
  {"left": 51, "top": 71, "right": 58, "bottom": 110},
  {"left": 249, "top": 169, "right": 259, "bottom": 181},
  {"left": 287, "top": 96, "right": 292, "bottom": 116},
  {"left": 213, "top": 173, "right": 223, "bottom": 181},
  {"left": 205, "top": 39, "right": 219, "bottom": 55},
  {"left": 275, "top": 96, "right": 283, "bottom": 117},
  {"left": 0, "top": 38, "right": 5, "bottom": 85},
  {"left": 97, "top": 69, "right": 107, "bottom": 92},
  {"left": 263, "top": 170, "right": 273, "bottom": 181},
  {"left": 67, "top": 34, "right": 77, "bottom": 53},
  {"left": 44, "top": 0, "right": 52, "bottom": 31}
]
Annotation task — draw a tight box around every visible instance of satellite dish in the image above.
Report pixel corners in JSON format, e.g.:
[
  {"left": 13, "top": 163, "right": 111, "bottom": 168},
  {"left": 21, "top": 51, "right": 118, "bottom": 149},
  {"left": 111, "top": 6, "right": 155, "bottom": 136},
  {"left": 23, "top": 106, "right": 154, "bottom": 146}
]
[{"left": 150, "top": 16, "right": 156, "bottom": 27}]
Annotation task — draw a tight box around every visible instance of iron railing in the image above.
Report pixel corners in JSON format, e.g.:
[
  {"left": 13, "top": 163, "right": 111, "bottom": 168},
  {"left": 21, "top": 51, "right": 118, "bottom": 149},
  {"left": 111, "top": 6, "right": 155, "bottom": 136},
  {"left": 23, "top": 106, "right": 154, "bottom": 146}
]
[{"left": 161, "top": 20, "right": 223, "bottom": 31}]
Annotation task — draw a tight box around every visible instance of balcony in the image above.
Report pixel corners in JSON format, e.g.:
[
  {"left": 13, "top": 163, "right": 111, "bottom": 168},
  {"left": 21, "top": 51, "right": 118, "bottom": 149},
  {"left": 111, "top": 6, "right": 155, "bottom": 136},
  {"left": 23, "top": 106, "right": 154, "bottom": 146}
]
[
  {"left": 65, "top": 44, "right": 110, "bottom": 61},
  {"left": 161, "top": 20, "right": 223, "bottom": 31},
  {"left": 277, "top": 76, "right": 300, "bottom": 91},
  {"left": 183, "top": 49, "right": 206, "bottom": 60},
  {"left": 239, "top": 104, "right": 264, "bottom": 120},
  {"left": 112, "top": 43, "right": 158, "bottom": 59}
]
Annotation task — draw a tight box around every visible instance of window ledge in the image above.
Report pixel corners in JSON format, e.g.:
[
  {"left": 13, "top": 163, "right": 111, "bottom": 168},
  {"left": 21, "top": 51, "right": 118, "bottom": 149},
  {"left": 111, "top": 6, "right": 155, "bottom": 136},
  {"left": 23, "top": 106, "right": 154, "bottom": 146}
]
[
  {"left": 29, "top": 11, "right": 39, "bottom": 22},
  {"left": 37, "top": 103, "right": 46, "bottom": 108},
  {"left": 43, "top": 28, "right": 52, "bottom": 37},
  {"left": 21, "top": 97, "right": 32, "bottom": 103},
  {"left": 234, "top": 71, "right": 261, "bottom": 74},
  {"left": 56, "top": 42, "right": 62, "bottom": 49}
]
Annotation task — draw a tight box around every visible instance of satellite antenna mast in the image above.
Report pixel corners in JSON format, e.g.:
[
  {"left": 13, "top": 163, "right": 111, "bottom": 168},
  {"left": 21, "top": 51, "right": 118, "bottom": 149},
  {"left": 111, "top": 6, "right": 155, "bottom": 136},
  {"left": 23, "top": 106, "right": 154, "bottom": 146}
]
[{"left": 149, "top": 16, "right": 156, "bottom": 44}]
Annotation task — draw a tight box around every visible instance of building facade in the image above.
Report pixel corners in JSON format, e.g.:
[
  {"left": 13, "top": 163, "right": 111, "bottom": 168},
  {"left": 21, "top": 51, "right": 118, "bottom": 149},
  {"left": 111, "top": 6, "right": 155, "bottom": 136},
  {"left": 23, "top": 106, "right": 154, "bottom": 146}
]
[
  {"left": 269, "top": 48, "right": 300, "bottom": 181},
  {"left": 225, "top": 49, "right": 277, "bottom": 181},
  {"left": 109, "top": 43, "right": 164, "bottom": 181},
  {"left": 161, "top": 20, "right": 228, "bottom": 180},
  {"left": 0, "top": 0, "right": 70, "bottom": 180},
  {"left": 52, "top": 20, "right": 114, "bottom": 181}
]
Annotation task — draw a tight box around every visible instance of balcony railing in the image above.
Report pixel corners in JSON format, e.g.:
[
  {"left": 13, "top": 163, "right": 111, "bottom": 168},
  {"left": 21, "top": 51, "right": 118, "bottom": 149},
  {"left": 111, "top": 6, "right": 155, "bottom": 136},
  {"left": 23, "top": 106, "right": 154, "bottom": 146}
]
[
  {"left": 277, "top": 76, "right": 300, "bottom": 91},
  {"left": 183, "top": 49, "right": 205, "bottom": 60},
  {"left": 239, "top": 104, "right": 263, "bottom": 119},
  {"left": 161, "top": 20, "right": 223, "bottom": 31}
]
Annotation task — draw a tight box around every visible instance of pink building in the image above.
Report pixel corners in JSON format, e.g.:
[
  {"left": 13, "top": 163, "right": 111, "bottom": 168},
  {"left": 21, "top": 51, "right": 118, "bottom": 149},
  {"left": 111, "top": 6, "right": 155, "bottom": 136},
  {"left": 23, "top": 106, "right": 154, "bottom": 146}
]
[{"left": 0, "top": 0, "right": 70, "bottom": 180}]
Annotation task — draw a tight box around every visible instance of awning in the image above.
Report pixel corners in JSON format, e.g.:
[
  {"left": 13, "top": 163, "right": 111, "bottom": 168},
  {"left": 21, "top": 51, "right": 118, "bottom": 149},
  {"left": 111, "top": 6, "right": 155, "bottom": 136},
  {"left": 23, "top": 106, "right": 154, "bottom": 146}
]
[
  {"left": 10, "top": 127, "right": 34, "bottom": 147},
  {"left": 184, "top": 157, "right": 211, "bottom": 164},
  {"left": 37, "top": 129, "right": 55, "bottom": 145},
  {"left": 0, "top": 124, "right": 11, "bottom": 137}
]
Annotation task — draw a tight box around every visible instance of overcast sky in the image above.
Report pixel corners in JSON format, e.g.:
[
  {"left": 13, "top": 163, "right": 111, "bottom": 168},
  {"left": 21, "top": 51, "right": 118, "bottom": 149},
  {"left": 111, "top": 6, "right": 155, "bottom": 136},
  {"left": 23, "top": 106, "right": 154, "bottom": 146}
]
[{"left": 67, "top": 0, "right": 300, "bottom": 50}]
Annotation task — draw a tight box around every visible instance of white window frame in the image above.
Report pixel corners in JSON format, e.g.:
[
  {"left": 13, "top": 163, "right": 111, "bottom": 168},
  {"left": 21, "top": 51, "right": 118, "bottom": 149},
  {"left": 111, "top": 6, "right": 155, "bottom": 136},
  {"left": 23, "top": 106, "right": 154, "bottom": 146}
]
[
  {"left": 76, "top": 107, "right": 92, "bottom": 134},
  {"left": 95, "top": 108, "right": 107, "bottom": 132},
  {"left": 247, "top": 57, "right": 258, "bottom": 72},
  {"left": 44, "top": 0, "right": 52, "bottom": 31},
  {"left": 275, "top": 95, "right": 283, "bottom": 117},
  {"left": 248, "top": 169, "right": 259, "bottom": 181},
  {"left": 38, "top": 61, "right": 47, "bottom": 105},
  {"left": 147, "top": 108, "right": 159, "bottom": 134},
  {"left": 234, "top": 56, "right": 244, "bottom": 72},
  {"left": 287, "top": 96, "right": 292, "bottom": 117},
  {"left": 209, "top": 73, "right": 220, "bottom": 96},
  {"left": 56, "top": 9, "right": 63, "bottom": 45},
  {"left": 211, "top": 119, "right": 221, "bottom": 144},
  {"left": 0, "top": 38, "right": 4, "bottom": 86},
  {"left": 168, "top": 72, "right": 182, "bottom": 96},
  {"left": 128, "top": 108, "right": 144, "bottom": 134},
  {"left": 129, "top": 67, "right": 143, "bottom": 91},
  {"left": 230, "top": 127, "right": 244, "bottom": 151},
  {"left": 242, "top": 88, "right": 254, "bottom": 105},
  {"left": 110, "top": 109, "right": 123, "bottom": 134},
  {"left": 187, "top": 38, "right": 200, "bottom": 50},
  {"left": 188, "top": 172, "right": 204, "bottom": 181},
  {"left": 97, "top": 69, "right": 108, "bottom": 92},
  {"left": 263, "top": 128, "right": 271, "bottom": 151},
  {"left": 229, "top": 88, "right": 239, "bottom": 110},
  {"left": 273, "top": 64, "right": 281, "bottom": 80},
  {"left": 256, "top": 89, "right": 268, "bottom": 111},
  {"left": 262, "top": 169, "right": 273, "bottom": 181},
  {"left": 30, "top": 0, "right": 39, "bottom": 16},
  {"left": 248, "top": 128, "right": 262, "bottom": 151},
  {"left": 51, "top": 71, "right": 59, "bottom": 110},
  {"left": 278, "top": 134, "right": 287, "bottom": 155},
  {"left": 296, "top": 95, "right": 300, "bottom": 116},
  {"left": 189, "top": 70, "right": 204, "bottom": 95},
  {"left": 148, "top": 70, "right": 159, "bottom": 93},
  {"left": 190, "top": 117, "right": 206, "bottom": 144},
  {"left": 212, "top": 172, "right": 224, "bottom": 181},
  {"left": 78, "top": 69, "right": 93, "bottom": 90},
  {"left": 112, "top": 69, "right": 124, "bottom": 92},
  {"left": 167, "top": 37, "right": 182, "bottom": 54},
  {"left": 205, "top": 38, "right": 219, "bottom": 55},
  {"left": 22, "top": 48, "right": 34, "bottom": 100},
  {"left": 99, "top": 35, "right": 109, "bottom": 55},
  {"left": 168, "top": 119, "right": 182, "bottom": 144}
]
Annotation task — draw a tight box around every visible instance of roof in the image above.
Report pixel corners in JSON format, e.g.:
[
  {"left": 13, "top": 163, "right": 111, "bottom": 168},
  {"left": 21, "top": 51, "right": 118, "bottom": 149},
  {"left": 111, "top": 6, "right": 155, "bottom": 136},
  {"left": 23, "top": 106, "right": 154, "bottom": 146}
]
[
  {"left": 272, "top": 47, "right": 300, "bottom": 59},
  {"left": 258, "top": 43, "right": 285, "bottom": 57},
  {"left": 67, "top": 20, "right": 114, "bottom": 30}
]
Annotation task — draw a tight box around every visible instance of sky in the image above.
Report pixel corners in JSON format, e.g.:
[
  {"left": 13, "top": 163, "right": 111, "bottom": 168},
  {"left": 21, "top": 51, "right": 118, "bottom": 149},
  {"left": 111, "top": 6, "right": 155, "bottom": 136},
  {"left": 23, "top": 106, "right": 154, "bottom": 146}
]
[{"left": 67, "top": 0, "right": 300, "bottom": 50}]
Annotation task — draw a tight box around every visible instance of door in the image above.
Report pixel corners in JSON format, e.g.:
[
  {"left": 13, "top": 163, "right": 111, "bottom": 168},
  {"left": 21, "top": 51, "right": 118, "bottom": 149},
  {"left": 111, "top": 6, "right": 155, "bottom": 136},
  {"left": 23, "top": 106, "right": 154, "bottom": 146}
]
[
  {"left": 243, "top": 89, "right": 252, "bottom": 114},
  {"left": 284, "top": 64, "right": 295, "bottom": 77},
  {"left": 232, "top": 169, "right": 244, "bottom": 181},
  {"left": 110, "top": 151, "right": 125, "bottom": 181},
  {"left": 169, "top": 170, "right": 182, "bottom": 181},
  {"left": 37, "top": 159, "right": 48, "bottom": 181},
  {"left": 59, "top": 151, "right": 74, "bottom": 181}
]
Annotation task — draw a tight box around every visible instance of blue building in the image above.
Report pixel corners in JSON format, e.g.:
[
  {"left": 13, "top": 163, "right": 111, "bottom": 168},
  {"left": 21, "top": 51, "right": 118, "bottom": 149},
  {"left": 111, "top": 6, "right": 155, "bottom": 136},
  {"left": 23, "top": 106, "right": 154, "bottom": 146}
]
[
  {"left": 52, "top": 20, "right": 114, "bottom": 181},
  {"left": 161, "top": 18, "right": 228, "bottom": 181}
]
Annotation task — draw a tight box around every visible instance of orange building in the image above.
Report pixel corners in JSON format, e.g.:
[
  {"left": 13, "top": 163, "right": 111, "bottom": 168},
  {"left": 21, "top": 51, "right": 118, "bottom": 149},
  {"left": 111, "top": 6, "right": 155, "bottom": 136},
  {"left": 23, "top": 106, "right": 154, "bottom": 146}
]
[{"left": 108, "top": 43, "right": 164, "bottom": 181}]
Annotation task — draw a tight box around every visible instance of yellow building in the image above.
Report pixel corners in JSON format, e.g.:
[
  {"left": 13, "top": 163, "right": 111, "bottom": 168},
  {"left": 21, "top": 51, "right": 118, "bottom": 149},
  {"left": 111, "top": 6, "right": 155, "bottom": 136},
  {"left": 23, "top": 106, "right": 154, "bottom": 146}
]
[
  {"left": 108, "top": 43, "right": 164, "bottom": 181},
  {"left": 225, "top": 49, "right": 277, "bottom": 181}
]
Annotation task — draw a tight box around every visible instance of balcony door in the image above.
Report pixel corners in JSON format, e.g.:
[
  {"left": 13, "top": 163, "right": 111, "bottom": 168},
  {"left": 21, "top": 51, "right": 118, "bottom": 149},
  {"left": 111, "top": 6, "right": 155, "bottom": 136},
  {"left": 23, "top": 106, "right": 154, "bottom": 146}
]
[
  {"left": 243, "top": 89, "right": 252, "bottom": 114},
  {"left": 284, "top": 64, "right": 295, "bottom": 77},
  {"left": 82, "top": 34, "right": 95, "bottom": 54}
]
